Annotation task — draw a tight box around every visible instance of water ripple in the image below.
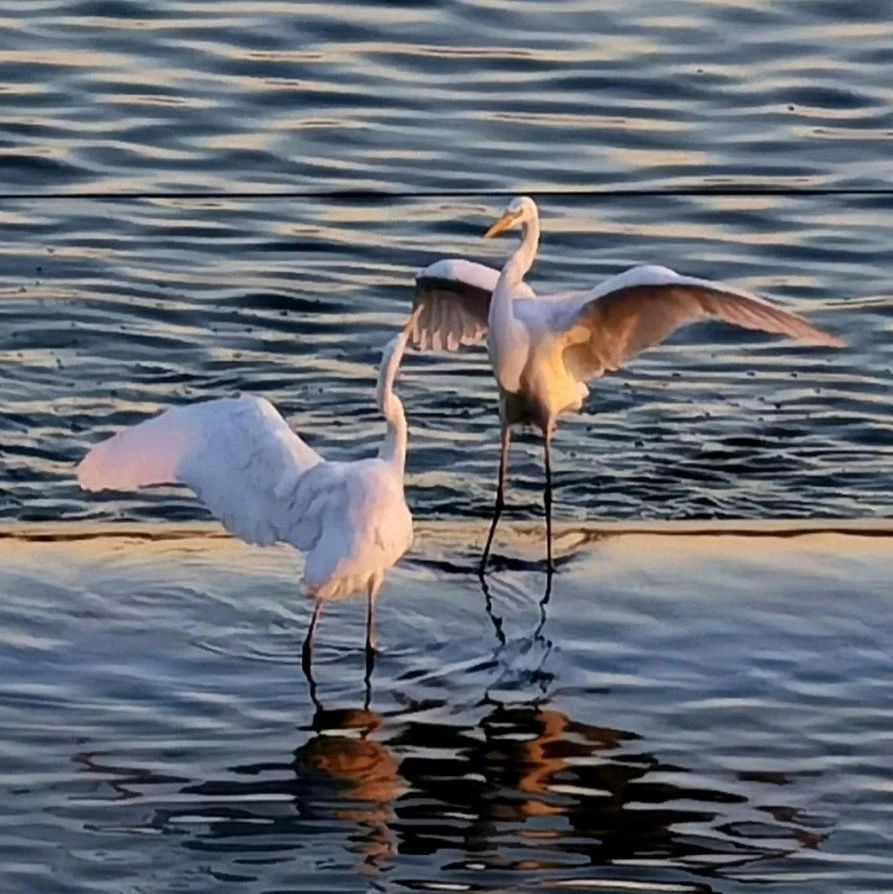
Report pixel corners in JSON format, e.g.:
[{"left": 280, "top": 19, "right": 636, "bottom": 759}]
[
  {"left": 2, "top": 2, "right": 893, "bottom": 191},
  {"left": 1, "top": 4, "right": 892, "bottom": 891},
  {"left": 2, "top": 527, "right": 891, "bottom": 891},
  {"left": 3, "top": 192, "right": 888, "bottom": 524}
]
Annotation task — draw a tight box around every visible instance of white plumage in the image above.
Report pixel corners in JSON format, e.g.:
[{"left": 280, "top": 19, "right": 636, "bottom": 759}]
[
  {"left": 412, "top": 258, "right": 536, "bottom": 351},
  {"left": 411, "top": 196, "right": 844, "bottom": 571},
  {"left": 78, "top": 326, "right": 415, "bottom": 607}
]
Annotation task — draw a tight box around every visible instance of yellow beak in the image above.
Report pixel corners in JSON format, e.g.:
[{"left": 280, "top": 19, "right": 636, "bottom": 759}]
[{"left": 484, "top": 211, "right": 520, "bottom": 239}]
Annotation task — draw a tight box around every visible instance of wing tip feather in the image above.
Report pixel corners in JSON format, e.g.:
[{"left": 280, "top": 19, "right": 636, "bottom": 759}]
[
  {"left": 76, "top": 461, "right": 100, "bottom": 491},
  {"left": 817, "top": 331, "right": 846, "bottom": 349},
  {"left": 793, "top": 323, "right": 845, "bottom": 349},
  {"left": 76, "top": 444, "right": 110, "bottom": 492}
]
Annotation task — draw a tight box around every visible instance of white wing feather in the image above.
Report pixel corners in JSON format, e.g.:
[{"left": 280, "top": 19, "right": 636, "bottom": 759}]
[
  {"left": 551, "top": 265, "right": 843, "bottom": 380},
  {"left": 412, "top": 258, "right": 535, "bottom": 351},
  {"left": 77, "top": 397, "right": 323, "bottom": 548},
  {"left": 78, "top": 332, "right": 415, "bottom": 601}
]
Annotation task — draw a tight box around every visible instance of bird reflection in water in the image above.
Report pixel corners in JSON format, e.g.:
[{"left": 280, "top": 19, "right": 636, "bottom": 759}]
[
  {"left": 480, "top": 560, "right": 554, "bottom": 651},
  {"left": 293, "top": 706, "right": 402, "bottom": 877},
  {"left": 389, "top": 698, "right": 827, "bottom": 880},
  {"left": 75, "top": 692, "right": 826, "bottom": 887},
  {"left": 296, "top": 618, "right": 403, "bottom": 875},
  {"left": 82, "top": 586, "right": 828, "bottom": 888}
]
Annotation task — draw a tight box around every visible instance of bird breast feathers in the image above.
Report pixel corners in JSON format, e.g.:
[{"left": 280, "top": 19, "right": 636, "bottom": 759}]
[
  {"left": 290, "top": 458, "right": 411, "bottom": 591},
  {"left": 287, "top": 457, "right": 402, "bottom": 534}
]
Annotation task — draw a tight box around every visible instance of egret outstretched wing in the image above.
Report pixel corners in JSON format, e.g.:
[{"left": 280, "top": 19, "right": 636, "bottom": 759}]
[
  {"left": 557, "top": 265, "right": 844, "bottom": 380},
  {"left": 411, "top": 258, "right": 535, "bottom": 351},
  {"left": 78, "top": 396, "right": 323, "bottom": 548},
  {"left": 427, "top": 197, "right": 845, "bottom": 575}
]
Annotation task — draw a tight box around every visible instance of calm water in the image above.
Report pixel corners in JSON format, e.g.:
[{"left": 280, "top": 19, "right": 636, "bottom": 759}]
[{"left": 1, "top": 1, "right": 893, "bottom": 891}]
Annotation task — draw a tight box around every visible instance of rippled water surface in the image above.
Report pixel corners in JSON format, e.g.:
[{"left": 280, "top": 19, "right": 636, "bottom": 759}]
[
  {"left": 3, "top": 525, "right": 893, "bottom": 893},
  {"left": 4, "top": 0, "right": 893, "bottom": 192},
  {"left": 2, "top": 1, "right": 893, "bottom": 891}
]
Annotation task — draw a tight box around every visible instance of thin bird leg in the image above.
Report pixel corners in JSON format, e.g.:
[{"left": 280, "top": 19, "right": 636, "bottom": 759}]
[
  {"left": 302, "top": 601, "right": 323, "bottom": 713},
  {"left": 480, "top": 425, "right": 512, "bottom": 575},
  {"left": 533, "top": 560, "right": 553, "bottom": 641},
  {"left": 543, "top": 431, "right": 554, "bottom": 572},
  {"left": 364, "top": 578, "right": 380, "bottom": 708},
  {"left": 479, "top": 571, "right": 506, "bottom": 648}
]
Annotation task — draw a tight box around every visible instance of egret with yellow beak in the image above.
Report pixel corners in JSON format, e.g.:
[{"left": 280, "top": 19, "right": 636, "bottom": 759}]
[{"left": 409, "top": 196, "right": 844, "bottom": 573}]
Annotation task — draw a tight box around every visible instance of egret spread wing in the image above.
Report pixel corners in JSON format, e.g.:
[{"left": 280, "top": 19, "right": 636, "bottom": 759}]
[
  {"left": 77, "top": 396, "right": 323, "bottom": 547},
  {"left": 559, "top": 265, "right": 843, "bottom": 380},
  {"left": 411, "top": 258, "right": 535, "bottom": 351}
]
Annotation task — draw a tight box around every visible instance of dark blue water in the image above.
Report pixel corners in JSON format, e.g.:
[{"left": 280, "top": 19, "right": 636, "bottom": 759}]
[
  {"left": 2, "top": 524, "right": 893, "bottom": 892},
  {"left": 3, "top": 0, "right": 893, "bottom": 192},
  {"left": 1, "top": 2, "right": 893, "bottom": 891}
]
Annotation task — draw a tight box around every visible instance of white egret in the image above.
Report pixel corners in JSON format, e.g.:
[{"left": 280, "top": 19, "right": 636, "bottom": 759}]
[
  {"left": 78, "top": 319, "right": 417, "bottom": 672},
  {"left": 411, "top": 196, "right": 844, "bottom": 572}
]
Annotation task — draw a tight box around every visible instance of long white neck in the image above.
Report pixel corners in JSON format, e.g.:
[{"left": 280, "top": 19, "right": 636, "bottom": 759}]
[
  {"left": 490, "top": 211, "right": 539, "bottom": 327},
  {"left": 506, "top": 213, "right": 540, "bottom": 291},
  {"left": 488, "top": 212, "right": 540, "bottom": 387},
  {"left": 377, "top": 332, "right": 409, "bottom": 473},
  {"left": 379, "top": 391, "right": 406, "bottom": 472}
]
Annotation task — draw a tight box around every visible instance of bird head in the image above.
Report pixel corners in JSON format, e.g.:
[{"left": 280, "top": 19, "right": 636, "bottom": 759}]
[{"left": 484, "top": 196, "right": 538, "bottom": 238}]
